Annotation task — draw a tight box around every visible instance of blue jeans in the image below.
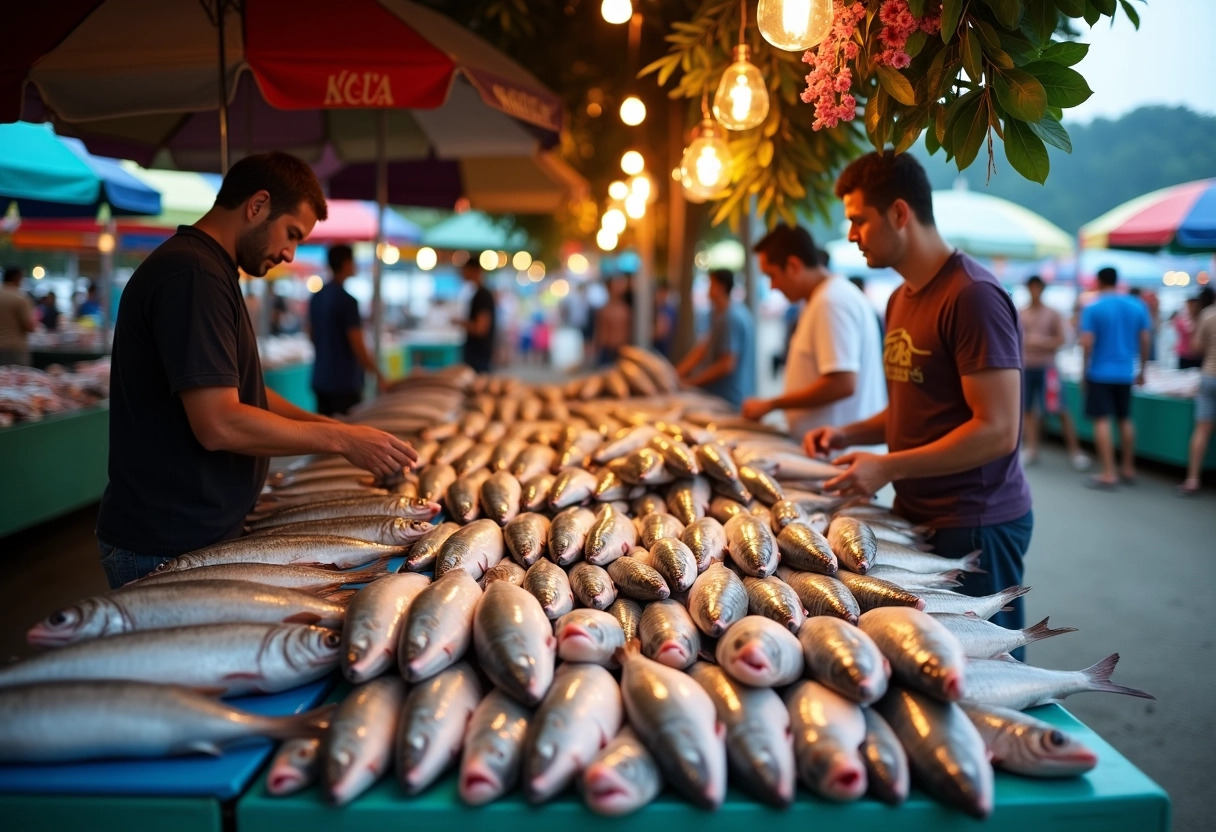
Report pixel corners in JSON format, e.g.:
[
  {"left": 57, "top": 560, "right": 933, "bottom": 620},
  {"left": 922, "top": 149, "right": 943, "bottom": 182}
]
[
  {"left": 929, "top": 511, "right": 1034, "bottom": 658},
  {"left": 98, "top": 539, "right": 172, "bottom": 589}
]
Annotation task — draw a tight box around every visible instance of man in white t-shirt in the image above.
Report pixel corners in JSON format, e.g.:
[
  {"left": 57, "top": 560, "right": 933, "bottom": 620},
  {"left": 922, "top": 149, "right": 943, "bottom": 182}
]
[{"left": 743, "top": 224, "right": 886, "bottom": 442}]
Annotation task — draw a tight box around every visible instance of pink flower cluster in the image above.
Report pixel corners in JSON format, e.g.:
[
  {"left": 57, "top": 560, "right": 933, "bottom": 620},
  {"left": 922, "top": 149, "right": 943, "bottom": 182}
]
[{"left": 874, "top": 0, "right": 918, "bottom": 68}]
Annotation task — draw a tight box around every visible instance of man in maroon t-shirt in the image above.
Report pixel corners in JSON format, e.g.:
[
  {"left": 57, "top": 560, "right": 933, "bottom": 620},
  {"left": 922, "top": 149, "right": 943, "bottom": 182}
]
[{"left": 806, "top": 152, "right": 1033, "bottom": 636}]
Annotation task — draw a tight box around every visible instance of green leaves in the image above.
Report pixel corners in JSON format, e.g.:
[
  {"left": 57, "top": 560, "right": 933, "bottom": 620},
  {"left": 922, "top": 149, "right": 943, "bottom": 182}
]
[
  {"left": 994, "top": 68, "right": 1047, "bottom": 121},
  {"left": 1027, "top": 115, "right": 1073, "bottom": 153},
  {"left": 1055, "top": 0, "right": 1087, "bottom": 16},
  {"left": 1038, "top": 41, "right": 1090, "bottom": 66},
  {"left": 876, "top": 66, "right": 918, "bottom": 106},
  {"left": 981, "top": 0, "right": 1025, "bottom": 30},
  {"left": 947, "top": 89, "right": 990, "bottom": 170},
  {"left": 941, "top": 0, "right": 965, "bottom": 41},
  {"left": 1023, "top": 61, "right": 1094, "bottom": 107},
  {"left": 1118, "top": 0, "right": 1141, "bottom": 28},
  {"left": 1003, "top": 117, "right": 1050, "bottom": 183}
]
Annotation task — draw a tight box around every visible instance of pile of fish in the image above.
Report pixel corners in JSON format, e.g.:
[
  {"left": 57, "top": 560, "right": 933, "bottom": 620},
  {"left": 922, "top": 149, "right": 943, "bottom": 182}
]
[{"left": 4, "top": 354, "right": 1155, "bottom": 819}]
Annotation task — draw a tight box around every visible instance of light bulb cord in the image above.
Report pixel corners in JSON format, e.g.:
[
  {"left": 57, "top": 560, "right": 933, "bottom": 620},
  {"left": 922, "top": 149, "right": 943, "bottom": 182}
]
[{"left": 739, "top": 0, "right": 747, "bottom": 46}]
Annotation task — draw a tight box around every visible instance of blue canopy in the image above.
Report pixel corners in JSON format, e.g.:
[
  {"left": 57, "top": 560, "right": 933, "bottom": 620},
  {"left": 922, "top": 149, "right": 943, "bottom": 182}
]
[{"left": 0, "top": 122, "right": 161, "bottom": 218}]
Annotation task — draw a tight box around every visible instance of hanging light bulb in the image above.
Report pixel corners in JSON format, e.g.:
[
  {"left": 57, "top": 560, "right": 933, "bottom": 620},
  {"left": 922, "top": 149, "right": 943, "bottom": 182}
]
[
  {"left": 624, "top": 193, "right": 647, "bottom": 219},
  {"left": 713, "top": 45, "right": 770, "bottom": 130},
  {"left": 597, "top": 227, "right": 619, "bottom": 251},
  {"left": 601, "top": 0, "right": 632, "bottom": 25},
  {"left": 757, "top": 0, "right": 834, "bottom": 51},
  {"left": 620, "top": 150, "right": 645, "bottom": 176},
  {"left": 608, "top": 180, "right": 630, "bottom": 201},
  {"left": 620, "top": 96, "right": 647, "bottom": 126},
  {"left": 602, "top": 208, "right": 627, "bottom": 235},
  {"left": 679, "top": 118, "right": 733, "bottom": 202}
]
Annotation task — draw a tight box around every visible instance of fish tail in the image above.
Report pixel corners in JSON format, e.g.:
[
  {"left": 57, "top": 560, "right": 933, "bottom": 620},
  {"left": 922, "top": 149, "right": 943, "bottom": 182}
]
[
  {"left": 322, "top": 589, "right": 357, "bottom": 605},
  {"left": 340, "top": 562, "right": 391, "bottom": 584},
  {"left": 960, "top": 550, "right": 986, "bottom": 573},
  {"left": 998, "top": 585, "right": 1032, "bottom": 610},
  {"left": 265, "top": 703, "right": 336, "bottom": 741},
  {"left": 1082, "top": 653, "right": 1156, "bottom": 700},
  {"left": 1022, "top": 617, "right": 1078, "bottom": 645},
  {"left": 614, "top": 638, "right": 643, "bottom": 665}
]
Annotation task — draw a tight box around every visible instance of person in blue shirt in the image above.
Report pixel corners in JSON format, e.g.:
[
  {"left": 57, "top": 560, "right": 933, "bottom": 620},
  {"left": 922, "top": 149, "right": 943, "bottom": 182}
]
[
  {"left": 309, "top": 244, "right": 382, "bottom": 416},
  {"left": 75, "top": 282, "right": 102, "bottom": 321},
  {"left": 1079, "top": 266, "right": 1151, "bottom": 489},
  {"left": 676, "top": 268, "right": 755, "bottom": 408}
]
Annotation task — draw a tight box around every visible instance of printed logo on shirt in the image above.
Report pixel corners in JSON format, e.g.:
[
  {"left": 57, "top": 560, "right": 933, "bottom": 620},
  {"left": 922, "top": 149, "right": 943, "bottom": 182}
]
[{"left": 884, "top": 328, "right": 929, "bottom": 384}]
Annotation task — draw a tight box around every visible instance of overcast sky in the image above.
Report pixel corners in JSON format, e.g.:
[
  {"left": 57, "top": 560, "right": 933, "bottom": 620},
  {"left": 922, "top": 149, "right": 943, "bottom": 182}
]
[{"left": 1067, "top": 0, "right": 1216, "bottom": 122}]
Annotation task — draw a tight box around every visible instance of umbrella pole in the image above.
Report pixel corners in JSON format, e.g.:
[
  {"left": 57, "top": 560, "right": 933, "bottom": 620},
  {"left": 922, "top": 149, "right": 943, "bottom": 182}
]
[
  {"left": 372, "top": 109, "right": 387, "bottom": 394},
  {"left": 100, "top": 215, "right": 116, "bottom": 350},
  {"left": 215, "top": 0, "right": 230, "bottom": 174}
]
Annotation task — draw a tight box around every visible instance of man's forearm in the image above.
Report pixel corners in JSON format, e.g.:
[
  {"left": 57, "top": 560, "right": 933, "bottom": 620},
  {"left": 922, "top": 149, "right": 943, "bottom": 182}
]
[
  {"left": 768, "top": 373, "right": 855, "bottom": 412},
  {"left": 266, "top": 388, "right": 335, "bottom": 423},
  {"left": 884, "top": 416, "right": 1016, "bottom": 481},
  {"left": 676, "top": 341, "right": 707, "bottom": 377},
  {"left": 839, "top": 408, "right": 888, "bottom": 447},
  {"left": 686, "top": 354, "right": 734, "bottom": 388},
  {"left": 195, "top": 400, "right": 348, "bottom": 457}
]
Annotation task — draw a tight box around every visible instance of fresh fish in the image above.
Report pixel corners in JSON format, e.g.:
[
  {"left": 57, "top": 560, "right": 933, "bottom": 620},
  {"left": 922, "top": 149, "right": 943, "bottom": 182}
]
[
  {"left": 836, "top": 571, "right": 925, "bottom": 612},
  {"left": 861, "top": 708, "right": 909, "bottom": 805},
  {"left": 858, "top": 607, "right": 968, "bottom": 702},
  {"left": 723, "top": 514, "right": 779, "bottom": 577},
  {"left": 960, "top": 703, "right": 1099, "bottom": 777},
  {"left": 639, "top": 599, "right": 700, "bottom": 670},
  {"left": 418, "top": 464, "right": 459, "bottom": 503},
  {"left": 478, "top": 421, "right": 509, "bottom": 446},
  {"left": 618, "top": 345, "right": 681, "bottom": 392},
  {"left": 631, "top": 492, "right": 668, "bottom": 518},
  {"left": 28, "top": 580, "right": 346, "bottom": 647},
  {"left": 876, "top": 687, "right": 993, "bottom": 818},
  {"left": 548, "top": 506, "right": 596, "bottom": 566},
  {"left": 738, "top": 465, "right": 784, "bottom": 506},
  {"left": 582, "top": 727, "right": 662, "bottom": 817},
  {"left": 482, "top": 561, "right": 527, "bottom": 587},
  {"left": 556, "top": 429, "right": 603, "bottom": 469},
  {"left": 402, "top": 521, "right": 461, "bottom": 572},
  {"left": 963, "top": 654, "right": 1155, "bottom": 710},
  {"left": 742, "top": 575, "right": 806, "bottom": 633},
  {"left": 155, "top": 535, "right": 402, "bottom": 573},
  {"left": 696, "top": 441, "right": 742, "bottom": 490},
  {"left": 798, "top": 616, "right": 890, "bottom": 705},
  {"left": 616, "top": 641, "right": 726, "bottom": 809},
  {"left": 0, "top": 624, "right": 341, "bottom": 695},
  {"left": 0, "top": 681, "right": 331, "bottom": 763},
  {"left": 480, "top": 471, "right": 523, "bottom": 526},
  {"left": 525, "top": 664, "right": 622, "bottom": 803},
  {"left": 738, "top": 450, "right": 842, "bottom": 482},
  {"left": 585, "top": 503, "right": 637, "bottom": 566},
  {"left": 445, "top": 468, "right": 492, "bottom": 523},
  {"left": 776, "top": 523, "right": 839, "bottom": 575},
  {"left": 935, "top": 614, "right": 1077, "bottom": 659},
  {"left": 617, "top": 448, "right": 669, "bottom": 486},
  {"left": 681, "top": 517, "right": 728, "bottom": 572},
  {"left": 920, "top": 585, "right": 1032, "bottom": 619},
  {"left": 617, "top": 359, "right": 659, "bottom": 396},
  {"left": 665, "top": 477, "right": 711, "bottom": 526},
  {"left": 607, "top": 556, "right": 671, "bottom": 602},
  {"left": 267, "top": 737, "right": 323, "bottom": 796},
  {"left": 608, "top": 598, "right": 644, "bottom": 643},
  {"left": 247, "top": 515, "right": 433, "bottom": 546},
  {"left": 637, "top": 513, "right": 685, "bottom": 549},
  {"left": 875, "top": 541, "right": 982, "bottom": 574},
  {"left": 522, "top": 560, "right": 575, "bottom": 620},
  {"left": 129, "top": 561, "right": 386, "bottom": 594},
  {"left": 511, "top": 444, "right": 558, "bottom": 481},
  {"left": 459, "top": 689, "right": 532, "bottom": 806},
  {"left": 474, "top": 582, "right": 556, "bottom": 707},
  {"left": 866, "top": 565, "right": 962, "bottom": 590},
  {"left": 399, "top": 571, "right": 482, "bottom": 682},
  {"left": 769, "top": 499, "right": 809, "bottom": 533},
  {"left": 569, "top": 562, "right": 616, "bottom": 610},
  {"left": 341, "top": 573, "right": 430, "bottom": 684},
  {"left": 453, "top": 442, "right": 495, "bottom": 476},
  {"left": 785, "top": 680, "right": 867, "bottom": 801},
  {"left": 325, "top": 675, "right": 407, "bottom": 805},
  {"left": 686, "top": 662, "right": 794, "bottom": 808},
  {"left": 433, "top": 434, "right": 476, "bottom": 467},
  {"left": 827, "top": 516, "right": 876, "bottom": 574},
  {"left": 687, "top": 563, "right": 748, "bottom": 638},
  {"left": 548, "top": 467, "right": 598, "bottom": 510},
  {"left": 776, "top": 568, "right": 860, "bottom": 623},
  {"left": 595, "top": 425, "right": 660, "bottom": 464},
  {"left": 435, "top": 519, "right": 505, "bottom": 581},
  {"left": 520, "top": 472, "right": 558, "bottom": 512},
  {"left": 716, "top": 615, "right": 804, "bottom": 687},
  {"left": 502, "top": 513, "right": 550, "bottom": 568},
  {"left": 396, "top": 662, "right": 483, "bottom": 794},
  {"left": 459, "top": 409, "right": 490, "bottom": 438},
  {"left": 594, "top": 467, "right": 634, "bottom": 501},
  {"left": 708, "top": 495, "right": 747, "bottom": 523},
  {"left": 650, "top": 435, "right": 698, "bottom": 477},
  {"left": 555, "top": 609, "right": 626, "bottom": 666},
  {"left": 648, "top": 537, "right": 698, "bottom": 593},
  {"left": 489, "top": 437, "right": 530, "bottom": 473}
]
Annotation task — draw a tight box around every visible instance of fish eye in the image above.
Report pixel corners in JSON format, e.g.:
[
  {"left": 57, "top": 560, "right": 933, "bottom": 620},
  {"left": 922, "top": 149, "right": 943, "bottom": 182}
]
[
  {"left": 323, "top": 631, "right": 342, "bottom": 648},
  {"left": 49, "top": 609, "right": 76, "bottom": 627},
  {"left": 1046, "top": 730, "right": 1067, "bottom": 748}
]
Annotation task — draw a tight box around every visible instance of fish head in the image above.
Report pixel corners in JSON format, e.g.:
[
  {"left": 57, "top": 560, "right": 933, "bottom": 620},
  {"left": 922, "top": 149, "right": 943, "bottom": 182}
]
[
  {"left": 406, "top": 498, "right": 442, "bottom": 519},
  {"left": 27, "top": 597, "right": 114, "bottom": 646},
  {"left": 731, "top": 737, "right": 794, "bottom": 808},
  {"left": 459, "top": 754, "right": 506, "bottom": 805},
  {"left": 291, "top": 626, "right": 344, "bottom": 669},
  {"left": 921, "top": 656, "right": 966, "bottom": 701},
  {"left": 583, "top": 759, "right": 649, "bottom": 816},
  {"left": 665, "top": 726, "right": 723, "bottom": 809},
  {"left": 324, "top": 741, "right": 370, "bottom": 807},
  {"left": 1024, "top": 727, "right": 1099, "bottom": 776},
  {"left": 654, "top": 639, "right": 691, "bottom": 669},
  {"left": 801, "top": 745, "right": 867, "bottom": 802}
]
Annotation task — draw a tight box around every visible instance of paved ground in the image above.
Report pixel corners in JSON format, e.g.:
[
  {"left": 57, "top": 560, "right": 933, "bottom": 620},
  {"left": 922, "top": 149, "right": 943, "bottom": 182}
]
[{"left": 1, "top": 437, "right": 1212, "bottom": 830}]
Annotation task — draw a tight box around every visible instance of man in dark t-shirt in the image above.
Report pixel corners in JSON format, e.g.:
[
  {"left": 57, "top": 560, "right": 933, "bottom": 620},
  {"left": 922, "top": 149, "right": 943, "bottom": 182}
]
[
  {"left": 309, "top": 243, "right": 382, "bottom": 416},
  {"left": 457, "top": 261, "right": 495, "bottom": 373},
  {"left": 806, "top": 152, "right": 1033, "bottom": 638},
  {"left": 96, "top": 152, "right": 416, "bottom": 588}
]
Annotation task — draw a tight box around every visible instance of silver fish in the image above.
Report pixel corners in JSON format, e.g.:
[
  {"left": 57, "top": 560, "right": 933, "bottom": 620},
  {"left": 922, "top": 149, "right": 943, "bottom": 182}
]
[
  {"left": 548, "top": 466, "right": 598, "bottom": 510},
  {"left": 637, "top": 513, "right": 686, "bottom": 549},
  {"left": 548, "top": 506, "right": 596, "bottom": 566},
  {"left": 696, "top": 441, "right": 742, "bottom": 490},
  {"left": 489, "top": 437, "right": 529, "bottom": 473},
  {"left": 595, "top": 425, "right": 660, "bottom": 463},
  {"left": 934, "top": 614, "right": 1077, "bottom": 659},
  {"left": 247, "top": 515, "right": 433, "bottom": 546},
  {"left": 482, "top": 560, "right": 528, "bottom": 587},
  {"left": 920, "top": 585, "right": 1032, "bottom": 619},
  {"left": 522, "top": 559, "right": 575, "bottom": 620},
  {"left": 687, "top": 562, "right": 748, "bottom": 638},
  {"left": 688, "top": 662, "right": 795, "bottom": 808},
  {"left": 607, "top": 598, "right": 643, "bottom": 643},
  {"left": 776, "top": 567, "right": 860, "bottom": 623},
  {"left": 866, "top": 564, "right": 962, "bottom": 590},
  {"left": 129, "top": 561, "right": 386, "bottom": 594},
  {"left": 607, "top": 556, "right": 671, "bottom": 602},
  {"left": 650, "top": 435, "right": 698, "bottom": 477},
  {"left": 555, "top": 609, "right": 625, "bottom": 666},
  {"left": 341, "top": 573, "right": 430, "bottom": 684},
  {"left": 785, "top": 680, "right": 867, "bottom": 802},
  {"left": 648, "top": 537, "right": 698, "bottom": 593},
  {"left": 399, "top": 571, "right": 482, "bottom": 682},
  {"left": 716, "top": 615, "right": 804, "bottom": 687},
  {"left": 0, "top": 680, "right": 330, "bottom": 763},
  {"left": 474, "top": 582, "right": 556, "bottom": 707},
  {"left": 962, "top": 654, "right": 1155, "bottom": 710},
  {"left": 445, "top": 468, "right": 492, "bottom": 523},
  {"left": 325, "top": 675, "right": 407, "bottom": 805},
  {"left": 396, "top": 662, "right": 483, "bottom": 794},
  {"left": 876, "top": 687, "right": 993, "bottom": 818},
  {"left": 631, "top": 492, "right": 668, "bottom": 518},
  {"left": 875, "top": 541, "right": 983, "bottom": 574},
  {"left": 724, "top": 513, "right": 779, "bottom": 577},
  {"left": 435, "top": 519, "right": 505, "bottom": 581},
  {"left": 594, "top": 467, "right": 634, "bottom": 501},
  {"left": 453, "top": 441, "right": 495, "bottom": 476},
  {"left": 665, "top": 477, "right": 711, "bottom": 525},
  {"left": 960, "top": 703, "right": 1099, "bottom": 777},
  {"left": 520, "top": 472, "right": 559, "bottom": 512},
  {"left": 418, "top": 463, "right": 459, "bottom": 501},
  {"left": 742, "top": 575, "right": 806, "bottom": 634},
  {"left": 502, "top": 512, "right": 550, "bottom": 568},
  {"left": 525, "top": 664, "right": 622, "bottom": 803},
  {"left": 827, "top": 516, "right": 876, "bottom": 574},
  {"left": 557, "top": 429, "right": 603, "bottom": 469},
  {"left": 582, "top": 726, "right": 662, "bottom": 817},
  {"left": 798, "top": 615, "right": 891, "bottom": 705},
  {"left": 681, "top": 517, "right": 728, "bottom": 572},
  {"left": 459, "top": 689, "right": 532, "bottom": 806},
  {"left": 638, "top": 599, "right": 700, "bottom": 670},
  {"left": 585, "top": 503, "right": 637, "bottom": 566},
  {"left": 568, "top": 562, "right": 617, "bottom": 610},
  {"left": 769, "top": 499, "right": 809, "bottom": 533},
  {"left": 708, "top": 495, "right": 747, "bottom": 523},
  {"left": 511, "top": 444, "right": 558, "bottom": 481},
  {"left": 433, "top": 433, "right": 476, "bottom": 467},
  {"left": 836, "top": 571, "right": 925, "bottom": 612},
  {"left": 402, "top": 521, "right": 461, "bottom": 572},
  {"left": 155, "top": 535, "right": 402, "bottom": 573},
  {"left": 267, "top": 736, "right": 323, "bottom": 796},
  {"left": 617, "top": 447, "right": 668, "bottom": 486},
  {"left": 776, "top": 522, "right": 839, "bottom": 575},
  {"left": 861, "top": 707, "right": 909, "bottom": 805},
  {"left": 858, "top": 606, "right": 968, "bottom": 702},
  {"left": 738, "top": 465, "right": 784, "bottom": 506}
]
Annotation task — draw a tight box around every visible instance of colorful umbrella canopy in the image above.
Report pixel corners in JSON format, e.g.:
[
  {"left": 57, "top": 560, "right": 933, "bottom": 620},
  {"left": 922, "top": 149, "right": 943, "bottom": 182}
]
[
  {"left": 931, "top": 188, "right": 1075, "bottom": 260},
  {"left": 1079, "top": 179, "right": 1216, "bottom": 253},
  {"left": 0, "top": 121, "right": 160, "bottom": 218}
]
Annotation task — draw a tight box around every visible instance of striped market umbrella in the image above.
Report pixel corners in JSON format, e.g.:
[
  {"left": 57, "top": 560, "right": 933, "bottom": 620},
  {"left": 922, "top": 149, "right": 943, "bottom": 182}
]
[
  {"left": 931, "top": 188, "right": 1075, "bottom": 260},
  {"left": 1079, "top": 178, "right": 1216, "bottom": 253}
]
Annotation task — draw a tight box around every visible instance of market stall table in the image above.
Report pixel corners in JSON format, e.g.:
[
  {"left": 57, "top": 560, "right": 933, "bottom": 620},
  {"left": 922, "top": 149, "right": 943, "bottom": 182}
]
[
  {"left": 236, "top": 704, "right": 1168, "bottom": 832},
  {"left": 262, "top": 363, "right": 315, "bottom": 413}
]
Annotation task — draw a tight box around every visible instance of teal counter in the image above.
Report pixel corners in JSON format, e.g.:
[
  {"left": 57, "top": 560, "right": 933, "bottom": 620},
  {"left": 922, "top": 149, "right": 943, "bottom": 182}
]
[
  {"left": 1047, "top": 380, "right": 1216, "bottom": 470},
  {"left": 5, "top": 794, "right": 219, "bottom": 832},
  {"left": 236, "top": 704, "right": 1168, "bottom": 832},
  {"left": 263, "top": 363, "right": 316, "bottom": 413},
  {"left": 0, "top": 405, "right": 109, "bottom": 538}
]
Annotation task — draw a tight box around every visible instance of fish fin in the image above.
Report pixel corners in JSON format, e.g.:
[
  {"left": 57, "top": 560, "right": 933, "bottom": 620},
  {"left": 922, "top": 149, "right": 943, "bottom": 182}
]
[
  {"left": 1022, "top": 617, "right": 1078, "bottom": 644},
  {"left": 992, "top": 652, "right": 1018, "bottom": 662},
  {"left": 283, "top": 612, "right": 324, "bottom": 624},
  {"left": 265, "top": 704, "right": 339, "bottom": 742},
  {"left": 322, "top": 589, "right": 358, "bottom": 605},
  {"left": 613, "top": 638, "right": 642, "bottom": 665},
  {"left": 1081, "top": 653, "right": 1156, "bottom": 700},
  {"left": 961, "top": 550, "right": 985, "bottom": 573},
  {"left": 188, "top": 741, "right": 224, "bottom": 757}
]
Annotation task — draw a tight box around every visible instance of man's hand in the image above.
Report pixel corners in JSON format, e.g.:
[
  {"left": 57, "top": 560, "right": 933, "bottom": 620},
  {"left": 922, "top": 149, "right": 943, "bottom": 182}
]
[
  {"left": 823, "top": 452, "right": 892, "bottom": 498},
  {"left": 337, "top": 425, "right": 418, "bottom": 478},
  {"left": 741, "top": 398, "right": 771, "bottom": 421},
  {"left": 804, "top": 425, "right": 848, "bottom": 458}
]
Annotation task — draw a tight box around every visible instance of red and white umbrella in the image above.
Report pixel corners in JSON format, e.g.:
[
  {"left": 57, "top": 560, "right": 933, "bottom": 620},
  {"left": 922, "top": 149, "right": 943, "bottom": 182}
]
[{"left": 1079, "top": 178, "right": 1216, "bottom": 253}]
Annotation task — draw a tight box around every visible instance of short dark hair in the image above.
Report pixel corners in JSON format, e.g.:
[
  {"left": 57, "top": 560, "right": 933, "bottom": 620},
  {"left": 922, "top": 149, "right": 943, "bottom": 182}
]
[
  {"left": 753, "top": 224, "right": 821, "bottom": 269},
  {"left": 1198, "top": 287, "right": 1215, "bottom": 310},
  {"left": 327, "top": 244, "right": 353, "bottom": 273},
  {"left": 1027, "top": 275, "right": 1045, "bottom": 289},
  {"left": 835, "top": 151, "right": 935, "bottom": 225},
  {"left": 3, "top": 265, "right": 22, "bottom": 285},
  {"left": 1097, "top": 267, "right": 1118, "bottom": 287},
  {"left": 214, "top": 152, "right": 328, "bottom": 222},
  {"left": 709, "top": 268, "right": 734, "bottom": 294}
]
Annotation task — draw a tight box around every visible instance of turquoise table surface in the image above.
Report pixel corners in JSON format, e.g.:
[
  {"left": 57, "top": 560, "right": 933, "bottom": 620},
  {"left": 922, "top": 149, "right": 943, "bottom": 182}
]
[
  {"left": 263, "top": 362, "right": 316, "bottom": 413},
  {"left": 0, "top": 404, "right": 109, "bottom": 538},
  {"left": 236, "top": 703, "right": 1169, "bottom": 832}
]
